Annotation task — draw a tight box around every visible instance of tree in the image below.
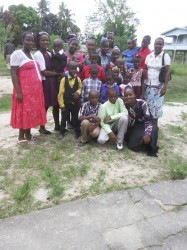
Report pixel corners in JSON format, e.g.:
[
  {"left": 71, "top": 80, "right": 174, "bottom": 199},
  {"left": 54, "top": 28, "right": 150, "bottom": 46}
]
[
  {"left": 85, "top": 0, "right": 139, "bottom": 50},
  {"left": 58, "top": 2, "right": 80, "bottom": 41},
  {"left": 36, "top": 0, "right": 50, "bottom": 29}
]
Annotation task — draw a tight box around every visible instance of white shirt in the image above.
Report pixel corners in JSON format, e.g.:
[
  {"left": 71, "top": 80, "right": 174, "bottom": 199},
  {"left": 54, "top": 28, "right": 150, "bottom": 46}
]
[
  {"left": 145, "top": 51, "right": 171, "bottom": 86},
  {"left": 34, "top": 50, "right": 51, "bottom": 80}
]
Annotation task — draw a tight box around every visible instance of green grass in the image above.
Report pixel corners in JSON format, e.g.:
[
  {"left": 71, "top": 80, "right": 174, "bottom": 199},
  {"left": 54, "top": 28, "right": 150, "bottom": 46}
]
[
  {"left": 13, "top": 181, "right": 30, "bottom": 202},
  {"left": 0, "top": 94, "right": 11, "bottom": 111},
  {"left": 167, "top": 155, "right": 187, "bottom": 180},
  {"left": 165, "top": 63, "right": 187, "bottom": 102},
  {"left": 0, "top": 52, "right": 10, "bottom": 76}
]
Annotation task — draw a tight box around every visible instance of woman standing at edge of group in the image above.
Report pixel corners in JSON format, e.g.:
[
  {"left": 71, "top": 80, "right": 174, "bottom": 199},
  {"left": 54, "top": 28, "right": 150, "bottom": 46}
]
[
  {"left": 34, "top": 31, "right": 62, "bottom": 134},
  {"left": 10, "top": 32, "right": 46, "bottom": 145},
  {"left": 144, "top": 37, "right": 171, "bottom": 126}
]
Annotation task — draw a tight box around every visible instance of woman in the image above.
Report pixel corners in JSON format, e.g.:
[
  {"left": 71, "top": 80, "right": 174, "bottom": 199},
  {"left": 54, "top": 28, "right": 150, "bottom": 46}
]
[
  {"left": 34, "top": 31, "right": 62, "bottom": 134},
  {"left": 122, "top": 38, "right": 140, "bottom": 69},
  {"left": 136, "top": 35, "right": 152, "bottom": 69},
  {"left": 144, "top": 37, "right": 171, "bottom": 125},
  {"left": 124, "top": 86, "right": 158, "bottom": 157},
  {"left": 10, "top": 32, "right": 46, "bottom": 145}
]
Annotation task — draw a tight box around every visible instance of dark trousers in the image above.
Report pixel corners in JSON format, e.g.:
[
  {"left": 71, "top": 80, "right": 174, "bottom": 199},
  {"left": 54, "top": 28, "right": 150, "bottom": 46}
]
[{"left": 60, "top": 103, "right": 80, "bottom": 134}]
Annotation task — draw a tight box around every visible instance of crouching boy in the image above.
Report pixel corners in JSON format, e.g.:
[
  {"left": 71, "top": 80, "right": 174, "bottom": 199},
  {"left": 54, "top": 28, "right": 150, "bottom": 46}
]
[
  {"left": 79, "top": 90, "right": 101, "bottom": 146},
  {"left": 97, "top": 88, "right": 128, "bottom": 150}
]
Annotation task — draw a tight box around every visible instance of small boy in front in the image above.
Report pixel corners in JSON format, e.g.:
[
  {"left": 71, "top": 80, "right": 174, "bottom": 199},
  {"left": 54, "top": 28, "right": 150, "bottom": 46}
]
[
  {"left": 81, "top": 63, "right": 102, "bottom": 104},
  {"left": 58, "top": 61, "right": 82, "bottom": 139},
  {"left": 97, "top": 88, "right": 128, "bottom": 150},
  {"left": 79, "top": 90, "right": 101, "bottom": 146}
]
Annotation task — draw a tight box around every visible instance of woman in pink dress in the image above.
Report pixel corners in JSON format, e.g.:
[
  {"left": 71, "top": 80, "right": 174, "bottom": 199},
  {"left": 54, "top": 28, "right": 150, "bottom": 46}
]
[{"left": 10, "top": 32, "right": 46, "bottom": 145}]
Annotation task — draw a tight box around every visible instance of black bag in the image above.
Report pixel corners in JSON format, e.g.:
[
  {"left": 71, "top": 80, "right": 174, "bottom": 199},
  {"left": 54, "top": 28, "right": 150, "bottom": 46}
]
[{"left": 159, "top": 52, "right": 172, "bottom": 83}]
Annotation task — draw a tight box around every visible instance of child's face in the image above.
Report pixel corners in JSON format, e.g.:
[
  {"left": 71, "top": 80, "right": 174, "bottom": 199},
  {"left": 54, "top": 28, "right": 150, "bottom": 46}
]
[
  {"left": 101, "top": 42, "right": 109, "bottom": 54},
  {"left": 90, "top": 55, "right": 98, "bottom": 64},
  {"left": 123, "top": 74, "right": 131, "bottom": 84},
  {"left": 112, "top": 69, "right": 119, "bottom": 80},
  {"left": 106, "top": 76, "right": 114, "bottom": 86},
  {"left": 124, "top": 88, "right": 135, "bottom": 106},
  {"left": 116, "top": 59, "right": 125, "bottom": 71},
  {"left": 68, "top": 65, "right": 77, "bottom": 77},
  {"left": 133, "top": 59, "right": 141, "bottom": 69},
  {"left": 111, "top": 50, "right": 120, "bottom": 62},
  {"left": 127, "top": 40, "right": 134, "bottom": 50},
  {"left": 86, "top": 40, "right": 96, "bottom": 52},
  {"left": 108, "top": 92, "right": 118, "bottom": 104},
  {"left": 89, "top": 93, "right": 99, "bottom": 106},
  {"left": 53, "top": 42, "right": 62, "bottom": 53},
  {"left": 90, "top": 68, "right": 98, "bottom": 79},
  {"left": 73, "top": 55, "right": 80, "bottom": 63}
]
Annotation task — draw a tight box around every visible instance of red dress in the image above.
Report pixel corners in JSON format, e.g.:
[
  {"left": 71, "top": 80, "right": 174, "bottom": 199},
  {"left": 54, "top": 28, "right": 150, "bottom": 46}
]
[{"left": 10, "top": 58, "right": 46, "bottom": 129}]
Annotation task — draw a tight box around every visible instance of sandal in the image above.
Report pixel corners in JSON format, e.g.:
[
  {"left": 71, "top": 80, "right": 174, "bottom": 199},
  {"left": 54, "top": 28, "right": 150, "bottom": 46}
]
[
  {"left": 39, "top": 128, "right": 51, "bottom": 135},
  {"left": 17, "top": 139, "right": 29, "bottom": 145},
  {"left": 26, "top": 134, "right": 38, "bottom": 141}
]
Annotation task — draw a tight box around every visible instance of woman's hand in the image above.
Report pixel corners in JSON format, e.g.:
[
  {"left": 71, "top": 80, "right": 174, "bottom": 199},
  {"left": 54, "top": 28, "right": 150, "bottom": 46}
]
[
  {"left": 16, "top": 92, "right": 23, "bottom": 102},
  {"left": 143, "top": 135, "right": 151, "bottom": 144},
  {"left": 160, "top": 85, "right": 167, "bottom": 97}
]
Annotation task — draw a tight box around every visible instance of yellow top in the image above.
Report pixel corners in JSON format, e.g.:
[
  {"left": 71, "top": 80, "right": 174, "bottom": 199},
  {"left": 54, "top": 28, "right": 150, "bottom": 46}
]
[{"left": 58, "top": 74, "right": 82, "bottom": 108}]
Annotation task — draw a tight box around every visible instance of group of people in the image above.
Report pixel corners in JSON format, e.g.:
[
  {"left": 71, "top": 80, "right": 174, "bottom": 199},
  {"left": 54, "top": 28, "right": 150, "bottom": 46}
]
[{"left": 9, "top": 30, "right": 171, "bottom": 157}]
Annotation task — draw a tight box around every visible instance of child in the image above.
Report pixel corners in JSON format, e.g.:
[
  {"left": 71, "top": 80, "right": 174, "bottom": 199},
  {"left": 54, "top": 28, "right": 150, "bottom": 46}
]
[
  {"left": 106, "top": 46, "right": 121, "bottom": 71},
  {"left": 119, "top": 71, "right": 132, "bottom": 97},
  {"left": 97, "top": 88, "right": 128, "bottom": 150},
  {"left": 58, "top": 61, "right": 82, "bottom": 139},
  {"left": 124, "top": 86, "right": 158, "bottom": 156},
  {"left": 81, "top": 51, "right": 105, "bottom": 82},
  {"left": 116, "top": 57, "right": 127, "bottom": 82},
  {"left": 111, "top": 66, "right": 122, "bottom": 86},
  {"left": 84, "top": 38, "right": 97, "bottom": 65},
  {"left": 81, "top": 64, "right": 102, "bottom": 104},
  {"left": 72, "top": 53, "right": 83, "bottom": 78},
  {"left": 101, "top": 71, "right": 120, "bottom": 103},
  {"left": 79, "top": 90, "right": 101, "bottom": 146},
  {"left": 98, "top": 37, "right": 111, "bottom": 71},
  {"left": 51, "top": 39, "right": 67, "bottom": 74},
  {"left": 129, "top": 55, "right": 144, "bottom": 99}
]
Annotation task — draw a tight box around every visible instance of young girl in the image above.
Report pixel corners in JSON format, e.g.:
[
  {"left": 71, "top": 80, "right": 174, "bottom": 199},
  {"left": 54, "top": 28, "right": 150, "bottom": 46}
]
[
  {"left": 101, "top": 71, "right": 120, "bottom": 103},
  {"left": 10, "top": 32, "right": 46, "bottom": 144},
  {"left": 119, "top": 71, "right": 132, "bottom": 97},
  {"left": 124, "top": 86, "right": 158, "bottom": 157},
  {"left": 98, "top": 37, "right": 111, "bottom": 71},
  {"left": 84, "top": 37, "right": 97, "bottom": 65},
  {"left": 116, "top": 57, "right": 127, "bottom": 83},
  {"left": 106, "top": 46, "right": 121, "bottom": 70},
  {"left": 129, "top": 55, "right": 144, "bottom": 99},
  {"left": 111, "top": 66, "right": 122, "bottom": 86}
]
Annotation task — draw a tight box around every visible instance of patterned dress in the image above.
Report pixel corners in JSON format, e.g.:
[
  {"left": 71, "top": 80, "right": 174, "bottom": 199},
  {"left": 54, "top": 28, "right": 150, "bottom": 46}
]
[
  {"left": 10, "top": 50, "right": 46, "bottom": 129},
  {"left": 125, "top": 99, "right": 158, "bottom": 152}
]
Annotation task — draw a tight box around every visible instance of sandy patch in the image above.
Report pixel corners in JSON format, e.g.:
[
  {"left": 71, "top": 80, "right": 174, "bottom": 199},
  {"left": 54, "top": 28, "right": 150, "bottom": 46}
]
[{"left": 33, "top": 188, "right": 50, "bottom": 202}]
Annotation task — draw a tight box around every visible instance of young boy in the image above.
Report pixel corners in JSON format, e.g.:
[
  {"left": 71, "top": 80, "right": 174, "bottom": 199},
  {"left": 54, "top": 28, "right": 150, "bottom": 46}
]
[
  {"left": 81, "top": 64, "right": 102, "bottom": 104},
  {"left": 97, "top": 88, "right": 128, "bottom": 150},
  {"left": 79, "top": 90, "right": 101, "bottom": 146},
  {"left": 81, "top": 51, "right": 105, "bottom": 82},
  {"left": 58, "top": 61, "right": 82, "bottom": 139},
  {"left": 51, "top": 39, "right": 67, "bottom": 74}
]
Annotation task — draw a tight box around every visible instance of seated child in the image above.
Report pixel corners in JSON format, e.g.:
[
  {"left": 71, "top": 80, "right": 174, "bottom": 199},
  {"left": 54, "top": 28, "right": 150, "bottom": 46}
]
[
  {"left": 81, "top": 64, "right": 102, "bottom": 104},
  {"left": 124, "top": 86, "right": 158, "bottom": 157},
  {"left": 101, "top": 71, "right": 120, "bottom": 103},
  {"left": 97, "top": 88, "right": 128, "bottom": 150},
  {"left": 79, "top": 90, "right": 101, "bottom": 146},
  {"left": 81, "top": 51, "right": 105, "bottom": 82},
  {"left": 58, "top": 61, "right": 82, "bottom": 139},
  {"left": 51, "top": 38, "right": 67, "bottom": 74},
  {"left": 129, "top": 55, "right": 144, "bottom": 99}
]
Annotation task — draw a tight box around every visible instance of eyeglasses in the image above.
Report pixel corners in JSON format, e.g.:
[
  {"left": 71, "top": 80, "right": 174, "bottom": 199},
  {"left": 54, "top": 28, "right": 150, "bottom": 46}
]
[{"left": 38, "top": 31, "right": 49, "bottom": 36}]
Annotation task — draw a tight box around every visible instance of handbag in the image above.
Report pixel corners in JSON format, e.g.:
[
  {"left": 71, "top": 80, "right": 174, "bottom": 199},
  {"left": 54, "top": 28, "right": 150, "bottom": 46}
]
[{"left": 159, "top": 52, "right": 172, "bottom": 83}]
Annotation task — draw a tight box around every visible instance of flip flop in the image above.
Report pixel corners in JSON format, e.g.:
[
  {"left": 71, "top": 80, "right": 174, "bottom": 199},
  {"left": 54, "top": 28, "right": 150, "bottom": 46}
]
[
  {"left": 26, "top": 135, "right": 38, "bottom": 141},
  {"left": 17, "top": 139, "right": 29, "bottom": 145}
]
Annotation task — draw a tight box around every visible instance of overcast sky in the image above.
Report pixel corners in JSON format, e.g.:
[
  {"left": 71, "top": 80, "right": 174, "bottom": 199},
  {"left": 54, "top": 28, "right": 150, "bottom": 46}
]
[{"left": 1, "top": 0, "right": 186, "bottom": 49}]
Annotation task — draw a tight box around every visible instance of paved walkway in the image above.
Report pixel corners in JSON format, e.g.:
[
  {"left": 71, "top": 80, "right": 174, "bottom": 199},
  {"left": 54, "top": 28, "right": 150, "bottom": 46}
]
[{"left": 0, "top": 178, "right": 187, "bottom": 250}]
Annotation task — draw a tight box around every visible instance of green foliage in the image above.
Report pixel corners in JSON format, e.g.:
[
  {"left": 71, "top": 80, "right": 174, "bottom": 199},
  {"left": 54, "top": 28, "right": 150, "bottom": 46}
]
[
  {"left": 13, "top": 181, "right": 30, "bottom": 202},
  {"left": 168, "top": 156, "right": 187, "bottom": 180},
  {"left": 85, "top": 0, "right": 139, "bottom": 46},
  {"left": 0, "top": 94, "right": 11, "bottom": 111}
]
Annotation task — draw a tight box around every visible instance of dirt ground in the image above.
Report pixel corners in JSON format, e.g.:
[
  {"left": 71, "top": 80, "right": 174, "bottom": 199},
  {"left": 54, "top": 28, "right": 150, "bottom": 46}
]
[{"left": 0, "top": 76, "right": 187, "bottom": 208}]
